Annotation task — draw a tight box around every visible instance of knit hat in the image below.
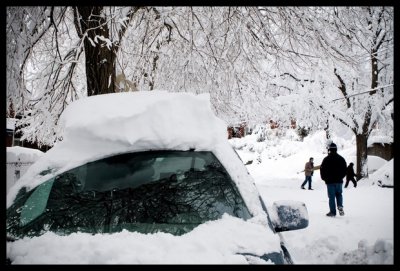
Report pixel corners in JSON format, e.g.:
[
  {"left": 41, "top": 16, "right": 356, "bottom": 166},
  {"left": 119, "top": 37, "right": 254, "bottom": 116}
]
[{"left": 328, "top": 142, "right": 337, "bottom": 150}]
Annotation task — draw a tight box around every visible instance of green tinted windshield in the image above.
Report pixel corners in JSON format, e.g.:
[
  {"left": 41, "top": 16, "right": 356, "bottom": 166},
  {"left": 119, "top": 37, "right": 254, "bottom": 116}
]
[{"left": 7, "top": 151, "right": 251, "bottom": 238}]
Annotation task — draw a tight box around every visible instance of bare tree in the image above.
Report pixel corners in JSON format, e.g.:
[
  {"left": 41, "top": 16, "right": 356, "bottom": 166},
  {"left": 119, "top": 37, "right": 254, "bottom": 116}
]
[
  {"left": 6, "top": 7, "right": 66, "bottom": 116},
  {"left": 7, "top": 6, "right": 393, "bottom": 161}
]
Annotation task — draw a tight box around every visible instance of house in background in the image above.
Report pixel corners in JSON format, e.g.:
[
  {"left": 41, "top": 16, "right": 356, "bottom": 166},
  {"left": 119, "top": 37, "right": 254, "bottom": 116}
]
[
  {"left": 6, "top": 118, "right": 16, "bottom": 147},
  {"left": 7, "top": 116, "right": 47, "bottom": 192},
  {"left": 6, "top": 117, "right": 51, "bottom": 152},
  {"left": 227, "top": 123, "right": 250, "bottom": 139},
  {"left": 367, "top": 135, "right": 393, "bottom": 161}
]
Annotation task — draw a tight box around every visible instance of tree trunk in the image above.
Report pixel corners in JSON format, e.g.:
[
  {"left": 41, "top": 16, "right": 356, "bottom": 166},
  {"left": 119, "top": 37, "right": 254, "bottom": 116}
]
[
  {"left": 353, "top": 46, "right": 379, "bottom": 181},
  {"left": 74, "top": 7, "right": 116, "bottom": 96},
  {"left": 370, "top": 48, "right": 378, "bottom": 94},
  {"left": 355, "top": 133, "right": 369, "bottom": 180},
  {"left": 324, "top": 120, "right": 330, "bottom": 139}
]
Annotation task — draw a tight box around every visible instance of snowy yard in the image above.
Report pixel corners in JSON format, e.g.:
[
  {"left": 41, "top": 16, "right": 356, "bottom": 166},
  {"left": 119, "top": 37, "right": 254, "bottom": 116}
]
[
  {"left": 256, "top": 179, "right": 393, "bottom": 264},
  {"left": 234, "top": 130, "right": 393, "bottom": 264}
]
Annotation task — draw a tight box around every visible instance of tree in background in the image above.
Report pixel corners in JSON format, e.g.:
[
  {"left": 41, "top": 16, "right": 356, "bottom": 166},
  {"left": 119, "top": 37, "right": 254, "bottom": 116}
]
[
  {"left": 262, "top": 7, "right": 393, "bottom": 179},
  {"left": 6, "top": 7, "right": 393, "bottom": 180},
  {"left": 72, "top": 7, "right": 141, "bottom": 96},
  {"left": 329, "top": 7, "right": 393, "bottom": 179},
  {"left": 8, "top": 6, "right": 313, "bottom": 145},
  {"left": 308, "top": 7, "right": 392, "bottom": 179},
  {"left": 6, "top": 7, "right": 66, "bottom": 116},
  {"left": 7, "top": 7, "right": 140, "bottom": 145}
]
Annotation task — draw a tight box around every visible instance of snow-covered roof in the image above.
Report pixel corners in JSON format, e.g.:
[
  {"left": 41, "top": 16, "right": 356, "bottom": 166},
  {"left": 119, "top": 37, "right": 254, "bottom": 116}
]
[
  {"left": 59, "top": 91, "right": 228, "bottom": 151},
  {"left": 367, "top": 135, "right": 393, "bottom": 146}
]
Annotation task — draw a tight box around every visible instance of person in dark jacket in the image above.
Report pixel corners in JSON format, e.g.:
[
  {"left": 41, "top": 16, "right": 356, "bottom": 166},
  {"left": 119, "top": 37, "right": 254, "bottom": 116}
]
[
  {"left": 345, "top": 162, "right": 357, "bottom": 188},
  {"left": 301, "top": 157, "right": 314, "bottom": 190},
  {"left": 320, "top": 142, "right": 347, "bottom": 217}
]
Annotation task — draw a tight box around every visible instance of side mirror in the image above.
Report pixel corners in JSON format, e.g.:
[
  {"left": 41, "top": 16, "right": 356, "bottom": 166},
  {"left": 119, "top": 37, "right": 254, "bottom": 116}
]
[{"left": 270, "top": 200, "right": 309, "bottom": 232}]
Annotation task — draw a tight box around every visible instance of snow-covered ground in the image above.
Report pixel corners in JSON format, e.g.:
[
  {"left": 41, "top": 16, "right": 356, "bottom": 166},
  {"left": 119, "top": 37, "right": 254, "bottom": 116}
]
[{"left": 231, "top": 129, "right": 393, "bottom": 264}]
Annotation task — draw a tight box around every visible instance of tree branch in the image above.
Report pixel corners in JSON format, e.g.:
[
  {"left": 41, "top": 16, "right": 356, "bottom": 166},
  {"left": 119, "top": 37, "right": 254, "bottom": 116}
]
[
  {"left": 116, "top": 7, "right": 142, "bottom": 52},
  {"left": 331, "top": 84, "right": 393, "bottom": 101},
  {"left": 333, "top": 68, "right": 351, "bottom": 108}
]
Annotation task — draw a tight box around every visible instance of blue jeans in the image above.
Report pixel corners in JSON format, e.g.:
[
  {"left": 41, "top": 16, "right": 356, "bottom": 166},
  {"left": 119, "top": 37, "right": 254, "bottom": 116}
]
[
  {"left": 327, "top": 183, "right": 343, "bottom": 215},
  {"left": 301, "top": 176, "right": 312, "bottom": 189}
]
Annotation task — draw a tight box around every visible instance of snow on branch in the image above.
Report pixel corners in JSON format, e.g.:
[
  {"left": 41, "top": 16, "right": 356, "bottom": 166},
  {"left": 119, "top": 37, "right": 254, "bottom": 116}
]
[{"left": 331, "top": 84, "right": 393, "bottom": 102}]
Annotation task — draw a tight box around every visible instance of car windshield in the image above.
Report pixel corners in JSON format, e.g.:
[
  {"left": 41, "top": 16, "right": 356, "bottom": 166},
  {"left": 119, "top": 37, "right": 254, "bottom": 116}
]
[{"left": 7, "top": 151, "right": 251, "bottom": 238}]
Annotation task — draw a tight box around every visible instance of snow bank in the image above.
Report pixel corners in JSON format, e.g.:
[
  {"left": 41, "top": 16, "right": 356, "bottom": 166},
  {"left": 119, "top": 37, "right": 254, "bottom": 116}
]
[
  {"left": 335, "top": 239, "right": 393, "bottom": 264},
  {"left": 368, "top": 159, "right": 393, "bottom": 187},
  {"left": 7, "top": 214, "right": 282, "bottom": 264}
]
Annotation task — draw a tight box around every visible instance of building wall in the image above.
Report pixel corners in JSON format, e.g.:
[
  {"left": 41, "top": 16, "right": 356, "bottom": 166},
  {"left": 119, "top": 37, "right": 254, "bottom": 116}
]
[
  {"left": 227, "top": 125, "right": 246, "bottom": 139},
  {"left": 367, "top": 143, "right": 393, "bottom": 161},
  {"left": 6, "top": 131, "right": 13, "bottom": 147}
]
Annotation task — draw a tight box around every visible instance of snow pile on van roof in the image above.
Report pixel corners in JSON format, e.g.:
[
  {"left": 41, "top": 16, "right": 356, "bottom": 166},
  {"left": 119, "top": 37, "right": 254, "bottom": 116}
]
[{"left": 59, "top": 91, "right": 227, "bottom": 151}]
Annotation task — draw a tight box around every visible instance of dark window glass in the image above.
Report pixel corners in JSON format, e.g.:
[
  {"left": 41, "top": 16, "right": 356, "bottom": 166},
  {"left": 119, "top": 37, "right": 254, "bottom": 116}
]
[{"left": 7, "top": 151, "right": 251, "bottom": 237}]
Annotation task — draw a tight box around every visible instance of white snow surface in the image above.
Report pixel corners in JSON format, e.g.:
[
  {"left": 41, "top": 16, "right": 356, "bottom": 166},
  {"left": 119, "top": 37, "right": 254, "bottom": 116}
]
[
  {"left": 6, "top": 92, "right": 393, "bottom": 264},
  {"left": 7, "top": 215, "right": 282, "bottom": 264},
  {"left": 233, "top": 130, "right": 393, "bottom": 264},
  {"left": 6, "top": 146, "right": 44, "bottom": 163},
  {"left": 369, "top": 159, "right": 393, "bottom": 187}
]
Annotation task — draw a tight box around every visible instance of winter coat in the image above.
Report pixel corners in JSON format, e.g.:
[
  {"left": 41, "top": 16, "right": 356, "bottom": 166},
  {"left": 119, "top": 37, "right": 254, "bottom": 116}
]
[
  {"left": 305, "top": 161, "right": 314, "bottom": 176},
  {"left": 320, "top": 152, "right": 347, "bottom": 184},
  {"left": 346, "top": 165, "right": 356, "bottom": 180}
]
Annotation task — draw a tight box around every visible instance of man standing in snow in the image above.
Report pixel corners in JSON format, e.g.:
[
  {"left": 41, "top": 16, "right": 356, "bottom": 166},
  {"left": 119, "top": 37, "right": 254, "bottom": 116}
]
[
  {"left": 320, "top": 143, "right": 347, "bottom": 217},
  {"left": 301, "top": 157, "right": 314, "bottom": 190}
]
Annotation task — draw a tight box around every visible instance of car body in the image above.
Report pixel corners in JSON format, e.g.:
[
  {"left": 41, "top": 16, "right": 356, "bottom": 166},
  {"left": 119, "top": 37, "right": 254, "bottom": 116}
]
[{"left": 6, "top": 91, "right": 308, "bottom": 264}]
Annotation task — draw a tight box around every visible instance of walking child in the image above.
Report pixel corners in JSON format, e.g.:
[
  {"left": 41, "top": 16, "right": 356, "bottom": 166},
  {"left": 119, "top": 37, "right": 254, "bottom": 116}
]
[{"left": 345, "top": 162, "right": 357, "bottom": 188}]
